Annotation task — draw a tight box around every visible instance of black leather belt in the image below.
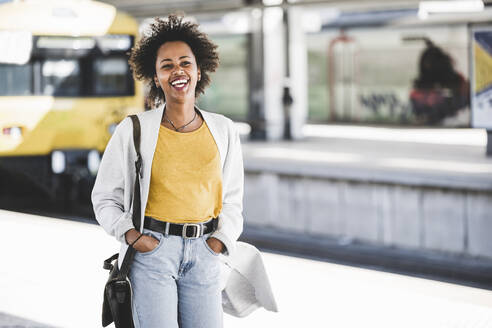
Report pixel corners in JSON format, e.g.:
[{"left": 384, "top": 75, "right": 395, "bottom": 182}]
[{"left": 144, "top": 216, "right": 218, "bottom": 239}]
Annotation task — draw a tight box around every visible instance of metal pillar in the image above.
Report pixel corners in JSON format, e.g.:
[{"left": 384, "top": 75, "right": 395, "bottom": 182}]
[
  {"left": 247, "top": 8, "right": 267, "bottom": 140},
  {"left": 282, "top": 4, "right": 293, "bottom": 140},
  {"left": 247, "top": 4, "right": 307, "bottom": 141},
  {"left": 487, "top": 130, "right": 492, "bottom": 156},
  {"left": 263, "top": 6, "right": 286, "bottom": 140},
  {"left": 285, "top": 5, "right": 308, "bottom": 140}
]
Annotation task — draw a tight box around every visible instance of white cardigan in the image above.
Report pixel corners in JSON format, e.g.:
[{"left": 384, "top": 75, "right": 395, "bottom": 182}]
[{"left": 92, "top": 104, "right": 277, "bottom": 316}]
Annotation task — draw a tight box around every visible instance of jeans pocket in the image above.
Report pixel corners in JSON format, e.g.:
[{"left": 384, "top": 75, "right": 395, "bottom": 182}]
[
  {"left": 138, "top": 231, "right": 164, "bottom": 256},
  {"left": 202, "top": 237, "right": 220, "bottom": 257}
]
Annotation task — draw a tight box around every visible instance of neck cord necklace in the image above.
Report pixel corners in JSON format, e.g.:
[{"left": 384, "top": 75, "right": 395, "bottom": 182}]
[{"left": 164, "top": 108, "right": 197, "bottom": 132}]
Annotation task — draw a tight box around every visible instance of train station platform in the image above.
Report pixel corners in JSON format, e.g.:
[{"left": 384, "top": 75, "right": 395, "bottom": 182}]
[
  {"left": 2, "top": 209, "right": 492, "bottom": 328},
  {"left": 240, "top": 124, "right": 492, "bottom": 191},
  {"left": 238, "top": 124, "right": 492, "bottom": 286}
]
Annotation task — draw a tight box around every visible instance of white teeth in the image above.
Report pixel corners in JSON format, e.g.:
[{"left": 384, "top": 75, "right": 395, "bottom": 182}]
[{"left": 171, "top": 79, "right": 188, "bottom": 86}]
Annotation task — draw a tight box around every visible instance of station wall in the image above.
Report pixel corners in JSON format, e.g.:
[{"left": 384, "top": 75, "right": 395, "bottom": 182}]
[{"left": 243, "top": 171, "right": 492, "bottom": 260}]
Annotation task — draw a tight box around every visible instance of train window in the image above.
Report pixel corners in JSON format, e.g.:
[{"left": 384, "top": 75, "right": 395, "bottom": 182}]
[
  {"left": 0, "top": 64, "right": 32, "bottom": 96},
  {"left": 41, "top": 59, "right": 81, "bottom": 96},
  {"left": 307, "top": 25, "right": 470, "bottom": 126},
  {"left": 197, "top": 34, "right": 248, "bottom": 121},
  {"left": 93, "top": 57, "right": 133, "bottom": 96},
  {"left": 96, "top": 35, "right": 132, "bottom": 52},
  {"left": 307, "top": 33, "right": 329, "bottom": 122}
]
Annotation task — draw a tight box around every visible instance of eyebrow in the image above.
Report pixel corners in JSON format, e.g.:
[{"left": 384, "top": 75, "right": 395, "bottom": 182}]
[{"left": 160, "top": 56, "right": 190, "bottom": 63}]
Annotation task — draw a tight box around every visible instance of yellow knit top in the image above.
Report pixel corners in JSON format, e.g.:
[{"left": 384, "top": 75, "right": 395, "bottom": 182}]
[{"left": 144, "top": 121, "right": 223, "bottom": 223}]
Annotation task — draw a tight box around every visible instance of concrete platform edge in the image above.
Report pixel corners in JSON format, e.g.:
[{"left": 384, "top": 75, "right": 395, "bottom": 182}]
[
  {"left": 244, "top": 164, "right": 492, "bottom": 192},
  {"left": 240, "top": 223, "right": 492, "bottom": 290}
]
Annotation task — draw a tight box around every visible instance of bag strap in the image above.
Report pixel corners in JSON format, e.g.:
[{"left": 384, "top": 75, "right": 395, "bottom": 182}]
[
  {"left": 103, "top": 253, "right": 119, "bottom": 271},
  {"left": 117, "top": 115, "right": 143, "bottom": 279},
  {"left": 129, "top": 115, "right": 142, "bottom": 230}
]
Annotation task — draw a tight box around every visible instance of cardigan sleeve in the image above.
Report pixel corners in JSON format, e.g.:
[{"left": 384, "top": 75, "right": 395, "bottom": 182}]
[
  {"left": 210, "top": 119, "right": 244, "bottom": 256},
  {"left": 91, "top": 117, "right": 134, "bottom": 244}
]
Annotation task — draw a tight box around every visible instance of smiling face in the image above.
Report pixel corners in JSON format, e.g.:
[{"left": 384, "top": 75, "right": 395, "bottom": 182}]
[{"left": 154, "top": 41, "right": 201, "bottom": 103}]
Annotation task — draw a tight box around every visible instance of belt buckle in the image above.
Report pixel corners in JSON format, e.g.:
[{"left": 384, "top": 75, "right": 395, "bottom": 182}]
[{"left": 182, "top": 223, "right": 201, "bottom": 239}]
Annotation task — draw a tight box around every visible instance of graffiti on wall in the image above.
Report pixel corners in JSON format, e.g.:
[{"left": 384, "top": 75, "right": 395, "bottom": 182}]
[{"left": 359, "top": 93, "right": 411, "bottom": 121}]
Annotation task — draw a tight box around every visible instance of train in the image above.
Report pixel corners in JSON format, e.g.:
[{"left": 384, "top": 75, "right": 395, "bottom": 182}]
[{"left": 0, "top": 0, "right": 144, "bottom": 206}]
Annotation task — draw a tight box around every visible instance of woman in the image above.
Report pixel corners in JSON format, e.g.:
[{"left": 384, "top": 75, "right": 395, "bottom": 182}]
[{"left": 92, "top": 15, "right": 244, "bottom": 327}]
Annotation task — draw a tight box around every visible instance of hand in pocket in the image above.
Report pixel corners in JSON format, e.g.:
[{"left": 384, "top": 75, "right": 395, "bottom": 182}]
[{"left": 135, "top": 235, "right": 160, "bottom": 253}]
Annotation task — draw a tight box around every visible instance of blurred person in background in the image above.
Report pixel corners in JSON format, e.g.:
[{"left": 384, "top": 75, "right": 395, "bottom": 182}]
[
  {"left": 410, "top": 39, "right": 469, "bottom": 125},
  {"left": 92, "top": 14, "right": 244, "bottom": 327}
]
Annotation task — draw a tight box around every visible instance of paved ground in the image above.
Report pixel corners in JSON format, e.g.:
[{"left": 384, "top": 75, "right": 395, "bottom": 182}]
[
  {"left": 0, "top": 312, "right": 55, "bottom": 328},
  {"left": 2, "top": 209, "right": 492, "bottom": 328}
]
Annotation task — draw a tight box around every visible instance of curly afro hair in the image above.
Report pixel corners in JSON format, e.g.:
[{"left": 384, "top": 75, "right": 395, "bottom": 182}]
[{"left": 128, "top": 15, "right": 219, "bottom": 108}]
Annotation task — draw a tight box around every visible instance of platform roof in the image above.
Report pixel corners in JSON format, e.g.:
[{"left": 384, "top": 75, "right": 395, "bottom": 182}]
[{"left": 101, "top": 0, "right": 492, "bottom": 25}]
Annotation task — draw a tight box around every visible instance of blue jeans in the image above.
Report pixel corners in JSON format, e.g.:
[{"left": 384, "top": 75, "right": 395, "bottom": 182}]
[{"left": 129, "top": 228, "right": 223, "bottom": 328}]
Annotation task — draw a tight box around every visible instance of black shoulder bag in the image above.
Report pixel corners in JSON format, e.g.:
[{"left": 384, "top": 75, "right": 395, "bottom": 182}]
[{"left": 102, "top": 115, "right": 143, "bottom": 328}]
